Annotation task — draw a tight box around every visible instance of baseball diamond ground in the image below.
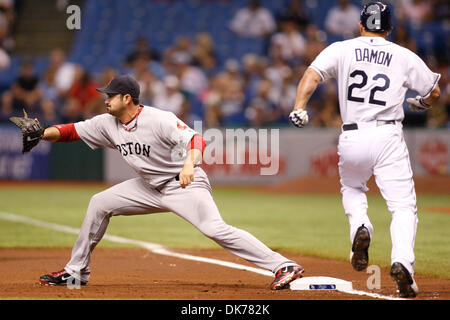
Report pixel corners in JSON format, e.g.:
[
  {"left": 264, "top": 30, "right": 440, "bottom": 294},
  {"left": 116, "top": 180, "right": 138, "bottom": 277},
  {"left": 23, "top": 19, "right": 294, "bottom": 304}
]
[
  {"left": 0, "top": 176, "right": 449, "bottom": 302},
  {"left": 0, "top": 248, "right": 449, "bottom": 300}
]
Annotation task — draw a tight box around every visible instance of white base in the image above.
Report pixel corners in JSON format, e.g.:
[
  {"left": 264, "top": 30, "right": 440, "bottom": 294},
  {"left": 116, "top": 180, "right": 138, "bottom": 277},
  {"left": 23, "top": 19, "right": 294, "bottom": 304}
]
[{"left": 289, "top": 276, "right": 353, "bottom": 291}]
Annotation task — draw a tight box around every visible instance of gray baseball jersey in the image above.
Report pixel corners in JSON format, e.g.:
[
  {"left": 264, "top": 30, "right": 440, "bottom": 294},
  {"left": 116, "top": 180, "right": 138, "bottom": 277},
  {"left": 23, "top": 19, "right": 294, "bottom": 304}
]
[
  {"left": 74, "top": 106, "right": 197, "bottom": 188},
  {"left": 63, "top": 105, "right": 298, "bottom": 282}
]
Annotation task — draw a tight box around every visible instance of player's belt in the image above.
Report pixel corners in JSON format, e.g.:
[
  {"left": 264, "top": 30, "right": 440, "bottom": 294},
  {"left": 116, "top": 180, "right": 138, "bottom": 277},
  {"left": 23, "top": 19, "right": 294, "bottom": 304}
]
[{"left": 342, "top": 120, "right": 396, "bottom": 131}]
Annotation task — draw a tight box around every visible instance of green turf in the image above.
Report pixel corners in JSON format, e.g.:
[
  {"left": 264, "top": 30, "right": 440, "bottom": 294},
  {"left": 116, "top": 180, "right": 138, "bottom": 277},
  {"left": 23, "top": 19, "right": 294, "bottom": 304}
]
[{"left": 0, "top": 185, "right": 448, "bottom": 279}]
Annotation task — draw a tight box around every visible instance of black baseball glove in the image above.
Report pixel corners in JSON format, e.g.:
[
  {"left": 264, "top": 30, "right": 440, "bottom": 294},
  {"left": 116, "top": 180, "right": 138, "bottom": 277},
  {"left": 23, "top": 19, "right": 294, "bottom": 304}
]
[{"left": 9, "top": 109, "right": 45, "bottom": 153}]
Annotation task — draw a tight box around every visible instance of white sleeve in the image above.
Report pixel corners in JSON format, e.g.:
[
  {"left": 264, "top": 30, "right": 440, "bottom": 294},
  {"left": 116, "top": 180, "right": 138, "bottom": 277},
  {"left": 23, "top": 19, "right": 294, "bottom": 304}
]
[
  {"left": 309, "top": 42, "right": 342, "bottom": 81},
  {"left": 404, "top": 50, "right": 441, "bottom": 98},
  {"left": 262, "top": 9, "right": 276, "bottom": 34},
  {"left": 229, "top": 10, "right": 247, "bottom": 34},
  {"left": 324, "top": 9, "right": 339, "bottom": 34},
  {"left": 74, "top": 114, "right": 116, "bottom": 150},
  {"left": 159, "top": 112, "right": 198, "bottom": 149}
]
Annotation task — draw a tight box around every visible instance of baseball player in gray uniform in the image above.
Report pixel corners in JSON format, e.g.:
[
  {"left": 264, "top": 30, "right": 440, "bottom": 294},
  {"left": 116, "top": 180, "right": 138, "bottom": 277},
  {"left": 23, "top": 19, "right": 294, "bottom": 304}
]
[
  {"left": 288, "top": 2, "right": 440, "bottom": 297},
  {"left": 38, "top": 75, "right": 304, "bottom": 290}
]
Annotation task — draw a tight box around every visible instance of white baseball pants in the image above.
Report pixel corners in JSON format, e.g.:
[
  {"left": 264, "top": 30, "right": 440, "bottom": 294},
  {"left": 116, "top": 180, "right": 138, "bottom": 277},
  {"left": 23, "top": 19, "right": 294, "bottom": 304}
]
[
  {"left": 338, "top": 121, "right": 418, "bottom": 275},
  {"left": 64, "top": 168, "right": 296, "bottom": 282}
]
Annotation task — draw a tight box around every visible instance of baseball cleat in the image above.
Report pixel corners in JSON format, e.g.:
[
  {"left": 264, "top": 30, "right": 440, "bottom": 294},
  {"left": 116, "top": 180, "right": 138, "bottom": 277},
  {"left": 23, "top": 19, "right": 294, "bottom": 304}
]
[
  {"left": 350, "top": 225, "right": 371, "bottom": 271},
  {"left": 39, "top": 269, "right": 87, "bottom": 286},
  {"left": 390, "top": 262, "right": 418, "bottom": 298},
  {"left": 270, "top": 265, "right": 304, "bottom": 290}
]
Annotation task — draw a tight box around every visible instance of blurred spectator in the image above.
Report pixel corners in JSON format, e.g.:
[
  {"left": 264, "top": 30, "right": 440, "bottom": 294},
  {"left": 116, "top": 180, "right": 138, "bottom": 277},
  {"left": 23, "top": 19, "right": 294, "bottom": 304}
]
[
  {"left": 0, "top": 46, "right": 9, "bottom": 70},
  {"left": 192, "top": 32, "right": 217, "bottom": 76},
  {"left": 4, "top": 60, "right": 40, "bottom": 109},
  {"left": 430, "top": 0, "right": 450, "bottom": 22},
  {"left": 398, "top": 0, "right": 432, "bottom": 26},
  {"left": 310, "top": 81, "right": 341, "bottom": 128},
  {"left": 275, "top": 70, "right": 298, "bottom": 122},
  {"left": 166, "top": 36, "right": 193, "bottom": 58},
  {"left": 97, "top": 67, "right": 118, "bottom": 89},
  {"left": 219, "top": 76, "right": 246, "bottom": 126},
  {"left": 216, "top": 59, "right": 244, "bottom": 88},
  {"left": 303, "top": 24, "right": 327, "bottom": 65},
  {"left": 125, "top": 36, "right": 160, "bottom": 65},
  {"left": 38, "top": 65, "right": 62, "bottom": 124},
  {"left": 276, "top": 0, "right": 310, "bottom": 32},
  {"left": 241, "top": 53, "right": 264, "bottom": 101},
  {"left": 61, "top": 66, "right": 102, "bottom": 122},
  {"left": 266, "top": 47, "right": 292, "bottom": 89},
  {"left": 56, "top": 0, "right": 69, "bottom": 11},
  {"left": 0, "top": 2, "right": 446, "bottom": 130},
  {"left": 163, "top": 36, "right": 193, "bottom": 75},
  {"left": 203, "top": 91, "right": 222, "bottom": 128},
  {"left": 269, "top": 18, "right": 306, "bottom": 64},
  {"left": 245, "top": 79, "right": 280, "bottom": 127},
  {"left": 391, "top": 22, "right": 417, "bottom": 52},
  {"left": 0, "top": 0, "right": 15, "bottom": 51},
  {"left": 124, "top": 37, "right": 165, "bottom": 79},
  {"left": 0, "top": 60, "right": 55, "bottom": 123},
  {"left": 130, "top": 55, "right": 154, "bottom": 104},
  {"left": 152, "top": 75, "right": 187, "bottom": 118},
  {"left": 49, "top": 48, "right": 77, "bottom": 98},
  {"left": 324, "top": 0, "right": 361, "bottom": 39},
  {"left": 171, "top": 51, "right": 208, "bottom": 97},
  {"left": 39, "top": 68, "right": 59, "bottom": 105},
  {"left": 229, "top": 0, "right": 276, "bottom": 38},
  {"left": 427, "top": 62, "right": 449, "bottom": 128}
]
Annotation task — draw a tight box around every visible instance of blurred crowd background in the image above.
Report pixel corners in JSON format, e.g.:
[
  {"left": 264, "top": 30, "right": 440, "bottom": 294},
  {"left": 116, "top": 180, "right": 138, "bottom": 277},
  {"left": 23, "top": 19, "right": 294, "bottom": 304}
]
[{"left": 0, "top": 0, "right": 448, "bottom": 129}]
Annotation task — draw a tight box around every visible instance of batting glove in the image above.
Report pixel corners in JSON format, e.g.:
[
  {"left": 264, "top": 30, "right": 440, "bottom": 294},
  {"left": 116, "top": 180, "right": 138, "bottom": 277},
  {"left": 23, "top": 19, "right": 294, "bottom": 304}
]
[
  {"left": 289, "top": 109, "right": 309, "bottom": 128},
  {"left": 407, "top": 95, "right": 432, "bottom": 112}
]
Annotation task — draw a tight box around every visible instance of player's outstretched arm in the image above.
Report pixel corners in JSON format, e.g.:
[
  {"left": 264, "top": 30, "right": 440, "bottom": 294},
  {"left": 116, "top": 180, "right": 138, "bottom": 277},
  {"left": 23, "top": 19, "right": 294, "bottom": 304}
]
[
  {"left": 42, "top": 126, "right": 61, "bottom": 143},
  {"left": 289, "top": 67, "right": 322, "bottom": 128},
  {"left": 43, "top": 123, "right": 81, "bottom": 143}
]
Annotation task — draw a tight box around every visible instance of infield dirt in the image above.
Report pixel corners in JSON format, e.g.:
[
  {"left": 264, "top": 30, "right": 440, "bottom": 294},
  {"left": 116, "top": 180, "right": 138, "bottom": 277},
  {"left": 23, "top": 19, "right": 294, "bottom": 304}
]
[{"left": 0, "top": 248, "right": 448, "bottom": 300}]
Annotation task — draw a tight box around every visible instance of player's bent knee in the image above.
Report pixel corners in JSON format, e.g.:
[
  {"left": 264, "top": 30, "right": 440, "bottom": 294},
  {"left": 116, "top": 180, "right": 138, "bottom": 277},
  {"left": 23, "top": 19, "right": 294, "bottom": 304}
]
[{"left": 88, "top": 193, "right": 113, "bottom": 217}]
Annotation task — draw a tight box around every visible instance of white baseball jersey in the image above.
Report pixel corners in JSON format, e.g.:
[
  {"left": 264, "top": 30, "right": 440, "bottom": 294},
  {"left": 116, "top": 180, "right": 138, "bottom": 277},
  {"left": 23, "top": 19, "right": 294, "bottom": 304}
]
[
  {"left": 74, "top": 106, "right": 198, "bottom": 188},
  {"left": 310, "top": 36, "right": 441, "bottom": 123},
  {"left": 313, "top": 36, "right": 441, "bottom": 277}
]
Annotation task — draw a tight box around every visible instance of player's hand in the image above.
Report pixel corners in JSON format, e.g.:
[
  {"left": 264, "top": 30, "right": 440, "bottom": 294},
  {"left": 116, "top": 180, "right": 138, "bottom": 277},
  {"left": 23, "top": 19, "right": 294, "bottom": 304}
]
[
  {"left": 289, "top": 109, "right": 309, "bottom": 128},
  {"left": 179, "top": 163, "right": 195, "bottom": 189},
  {"left": 407, "top": 95, "right": 432, "bottom": 112}
]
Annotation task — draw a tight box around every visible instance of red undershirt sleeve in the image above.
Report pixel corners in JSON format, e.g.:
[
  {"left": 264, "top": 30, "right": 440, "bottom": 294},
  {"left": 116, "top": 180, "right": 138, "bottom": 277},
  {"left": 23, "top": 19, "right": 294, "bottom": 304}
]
[
  {"left": 186, "top": 134, "right": 206, "bottom": 154},
  {"left": 52, "top": 123, "right": 81, "bottom": 142}
]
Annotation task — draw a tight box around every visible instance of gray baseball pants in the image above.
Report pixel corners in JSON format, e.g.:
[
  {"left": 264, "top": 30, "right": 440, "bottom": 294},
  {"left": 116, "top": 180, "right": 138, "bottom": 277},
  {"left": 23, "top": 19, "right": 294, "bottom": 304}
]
[{"left": 64, "top": 169, "right": 297, "bottom": 282}]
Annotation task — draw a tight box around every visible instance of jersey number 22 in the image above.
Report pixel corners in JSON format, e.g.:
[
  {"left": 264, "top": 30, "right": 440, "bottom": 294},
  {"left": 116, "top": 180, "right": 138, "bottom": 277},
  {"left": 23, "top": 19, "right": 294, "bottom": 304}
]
[{"left": 347, "top": 70, "right": 390, "bottom": 106}]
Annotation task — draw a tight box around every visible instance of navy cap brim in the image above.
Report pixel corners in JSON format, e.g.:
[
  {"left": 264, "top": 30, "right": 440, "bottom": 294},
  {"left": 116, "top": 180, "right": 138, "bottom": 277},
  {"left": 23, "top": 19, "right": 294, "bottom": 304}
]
[{"left": 96, "top": 87, "right": 120, "bottom": 94}]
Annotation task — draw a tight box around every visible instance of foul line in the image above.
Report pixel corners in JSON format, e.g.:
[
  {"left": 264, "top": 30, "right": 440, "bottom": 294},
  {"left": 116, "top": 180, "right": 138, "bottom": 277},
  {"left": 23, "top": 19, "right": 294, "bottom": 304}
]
[{"left": 0, "top": 211, "right": 404, "bottom": 300}]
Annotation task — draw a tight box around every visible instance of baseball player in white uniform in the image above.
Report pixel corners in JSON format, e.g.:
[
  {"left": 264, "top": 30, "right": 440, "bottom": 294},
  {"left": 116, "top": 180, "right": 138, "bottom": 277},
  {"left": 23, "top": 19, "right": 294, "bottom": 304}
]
[
  {"left": 289, "top": 2, "right": 440, "bottom": 297},
  {"left": 38, "top": 75, "right": 304, "bottom": 290}
]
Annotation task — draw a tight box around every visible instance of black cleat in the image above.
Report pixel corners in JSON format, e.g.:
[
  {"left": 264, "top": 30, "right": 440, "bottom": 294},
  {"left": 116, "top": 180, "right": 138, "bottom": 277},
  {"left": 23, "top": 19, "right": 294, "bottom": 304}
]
[
  {"left": 390, "top": 262, "right": 418, "bottom": 298},
  {"left": 39, "top": 269, "right": 87, "bottom": 286},
  {"left": 350, "top": 225, "right": 371, "bottom": 271}
]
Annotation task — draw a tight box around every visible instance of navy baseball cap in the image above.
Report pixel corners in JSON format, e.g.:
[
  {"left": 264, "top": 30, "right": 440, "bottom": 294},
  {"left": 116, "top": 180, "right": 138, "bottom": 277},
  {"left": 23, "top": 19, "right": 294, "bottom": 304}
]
[{"left": 96, "top": 75, "right": 140, "bottom": 99}]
